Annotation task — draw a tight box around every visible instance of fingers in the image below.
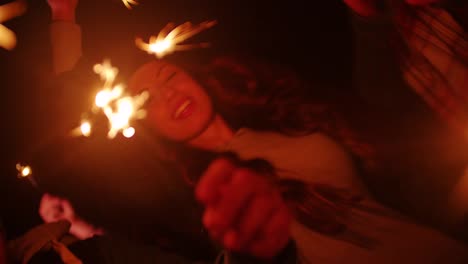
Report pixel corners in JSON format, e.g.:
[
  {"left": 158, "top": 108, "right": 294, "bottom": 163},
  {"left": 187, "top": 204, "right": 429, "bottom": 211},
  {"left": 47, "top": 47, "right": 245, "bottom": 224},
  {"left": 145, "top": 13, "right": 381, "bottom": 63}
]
[
  {"left": 39, "top": 194, "right": 62, "bottom": 222},
  {"left": 249, "top": 204, "right": 291, "bottom": 258},
  {"left": 60, "top": 199, "right": 76, "bottom": 220},
  {"left": 234, "top": 192, "right": 277, "bottom": 247},
  {"left": 196, "top": 158, "right": 236, "bottom": 205},
  {"left": 204, "top": 169, "right": 260, "bottom": 237},
  {"left": 197, "top": 160, "right": 292, "bottom": 259}
]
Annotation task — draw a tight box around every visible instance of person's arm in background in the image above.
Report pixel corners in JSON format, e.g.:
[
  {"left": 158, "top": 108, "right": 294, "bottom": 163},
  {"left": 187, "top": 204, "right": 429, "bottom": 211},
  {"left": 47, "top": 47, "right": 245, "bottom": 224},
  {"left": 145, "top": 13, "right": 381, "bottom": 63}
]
[
  {"left": 47, "top": 0, "right": 82, "bottom": 75},
  {"left": 45, "top": 0, "right": 101, "bottom": 137}
]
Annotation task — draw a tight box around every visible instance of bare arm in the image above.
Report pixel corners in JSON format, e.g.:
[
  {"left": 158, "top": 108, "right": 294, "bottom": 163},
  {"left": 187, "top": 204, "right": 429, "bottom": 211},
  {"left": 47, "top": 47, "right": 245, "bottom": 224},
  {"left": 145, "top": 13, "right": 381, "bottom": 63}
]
[{"left": 47, "top": 0, "right": 82, "bottom": 75}]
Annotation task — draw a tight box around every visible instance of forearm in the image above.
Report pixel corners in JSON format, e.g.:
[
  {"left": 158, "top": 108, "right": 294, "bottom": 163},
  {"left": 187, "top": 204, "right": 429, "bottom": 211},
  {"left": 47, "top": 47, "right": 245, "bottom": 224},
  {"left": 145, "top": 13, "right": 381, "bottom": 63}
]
[
  {"left": 48, "top": 0, "right": 81, "bottom": 75},
  {"left": 50, "top": 21, "right": 82, "bottom": 75}
]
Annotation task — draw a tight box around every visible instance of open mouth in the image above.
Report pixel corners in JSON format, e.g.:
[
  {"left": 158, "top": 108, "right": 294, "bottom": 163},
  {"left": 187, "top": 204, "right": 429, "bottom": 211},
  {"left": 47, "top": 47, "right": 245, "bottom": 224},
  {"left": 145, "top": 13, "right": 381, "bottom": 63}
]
[{"left": 173, "top": 98, "right": 194, "bottom": 120}]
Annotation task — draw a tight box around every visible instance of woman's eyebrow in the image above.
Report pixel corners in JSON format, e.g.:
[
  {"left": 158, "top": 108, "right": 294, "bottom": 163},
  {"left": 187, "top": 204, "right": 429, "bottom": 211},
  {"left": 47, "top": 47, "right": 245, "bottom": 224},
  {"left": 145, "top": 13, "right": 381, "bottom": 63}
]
[{"left": 161, "top": 72, "right": 177, "bottom": 86}]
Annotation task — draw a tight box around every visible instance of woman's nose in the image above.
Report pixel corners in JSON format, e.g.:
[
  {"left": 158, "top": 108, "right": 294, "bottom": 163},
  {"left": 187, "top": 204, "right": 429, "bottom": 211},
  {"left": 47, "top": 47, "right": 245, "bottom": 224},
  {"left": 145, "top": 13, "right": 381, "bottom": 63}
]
[{"left": 160, "top": 85, "right": 176, "bottom": 101}]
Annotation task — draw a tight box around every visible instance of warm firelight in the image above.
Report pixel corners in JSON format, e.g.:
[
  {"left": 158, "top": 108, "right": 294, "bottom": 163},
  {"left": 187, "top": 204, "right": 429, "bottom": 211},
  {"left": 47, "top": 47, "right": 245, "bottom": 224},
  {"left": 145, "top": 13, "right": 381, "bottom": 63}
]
[
  {"left": 135, "top": 20, "right": 217, "bottom": 58},
  {"left": 16, "top": 163, "right": 32, "bottom": 178},
  {"left": 73, "top": 60, "right": 149, "bottom": 139},
  {"left": 122, "top": 0, "right": 138, "bottom": 9},
  {"left": 0, "top": 0, "right": 27, "bottom": 50}
]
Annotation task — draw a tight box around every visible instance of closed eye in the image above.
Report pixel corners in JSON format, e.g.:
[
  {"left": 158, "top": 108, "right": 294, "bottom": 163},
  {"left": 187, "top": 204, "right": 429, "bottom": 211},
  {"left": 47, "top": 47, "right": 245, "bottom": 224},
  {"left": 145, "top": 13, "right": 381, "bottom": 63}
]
[{"left": 162, "top": 72, "right": 177, "bottom": 85}]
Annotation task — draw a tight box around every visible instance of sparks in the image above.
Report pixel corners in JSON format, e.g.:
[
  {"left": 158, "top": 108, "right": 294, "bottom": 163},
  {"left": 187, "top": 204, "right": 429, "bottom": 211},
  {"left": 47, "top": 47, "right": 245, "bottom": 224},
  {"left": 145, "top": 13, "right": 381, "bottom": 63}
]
[
  {"left": 73, "top": 60, "right": 149, "bottom": 139},
  {"left": 0, "top": 0, "right": 27, "bottom": 50},
  {"left": 122, "top": 0, "right": 138, "bottom": 9},
  {"left": 80, "top": 121, "right": 92, "bottom": 137},
  {"left": 16, "top": 163, "right": 32, "bottom": 178},
  {"left": 136, "top": 20, "right": 217, "bottom": 59}
]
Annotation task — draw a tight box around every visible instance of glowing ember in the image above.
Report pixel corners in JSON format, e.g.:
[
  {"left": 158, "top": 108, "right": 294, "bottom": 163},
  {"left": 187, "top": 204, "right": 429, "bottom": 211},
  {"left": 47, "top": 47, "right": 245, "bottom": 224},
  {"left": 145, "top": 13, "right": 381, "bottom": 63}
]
[
  {"left": 122, "top": 0, "right": 138, "bottom": 9},
  {"left": 80, "top": 121, "right": 92, "bottom": 137},
  {"left": 93, "top": 60, "right": 118, "bottom": 88},
  {"left": 0, "top": 0, "right": 27, "bottom": 50},
  {"left": 73, "top": 60, "right": 149, "bottom": 138},
  {"left": 95, "top": 85, "right": 123, "bottom": 108},
  {"left": 136, "top": 20, "right": 217, "bottom": 58},
  {"left": 16, "top": 163, "right": 32, "bottom": 178},
  {"left": 123, "top": 127, "right": 135, "bottom": 138}
]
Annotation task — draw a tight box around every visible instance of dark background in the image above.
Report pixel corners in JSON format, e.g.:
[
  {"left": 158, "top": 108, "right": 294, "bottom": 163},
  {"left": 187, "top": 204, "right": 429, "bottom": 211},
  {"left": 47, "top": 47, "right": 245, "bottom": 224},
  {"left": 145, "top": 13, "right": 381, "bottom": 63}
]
[{"left": 0, "top": 0, "right": 354, "bottom": 239}]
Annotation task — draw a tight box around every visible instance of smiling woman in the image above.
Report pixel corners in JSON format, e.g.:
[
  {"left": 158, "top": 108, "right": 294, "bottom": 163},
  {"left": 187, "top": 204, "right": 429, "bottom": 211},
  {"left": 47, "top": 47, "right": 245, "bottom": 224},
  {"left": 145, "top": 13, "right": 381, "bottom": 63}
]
[
  {"left": 41, "top": 0, "right": 468, "bottom": 263},
  {"left": 128, "top": 61, "right": 217, "bottom": 142}
]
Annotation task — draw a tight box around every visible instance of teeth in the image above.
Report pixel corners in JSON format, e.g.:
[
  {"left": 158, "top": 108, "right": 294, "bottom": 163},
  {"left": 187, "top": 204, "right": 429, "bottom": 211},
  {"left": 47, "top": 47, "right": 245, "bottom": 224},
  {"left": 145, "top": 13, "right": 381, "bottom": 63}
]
[{"left": 174, "top": 99, "right": 191, "bottom": 118}]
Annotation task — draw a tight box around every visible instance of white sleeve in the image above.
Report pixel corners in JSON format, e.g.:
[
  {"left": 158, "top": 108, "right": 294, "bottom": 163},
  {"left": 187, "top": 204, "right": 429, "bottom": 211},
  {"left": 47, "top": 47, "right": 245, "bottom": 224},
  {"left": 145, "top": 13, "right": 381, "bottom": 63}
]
[{"left": 50, "top": 21, "right": 82, "bottom": 75}]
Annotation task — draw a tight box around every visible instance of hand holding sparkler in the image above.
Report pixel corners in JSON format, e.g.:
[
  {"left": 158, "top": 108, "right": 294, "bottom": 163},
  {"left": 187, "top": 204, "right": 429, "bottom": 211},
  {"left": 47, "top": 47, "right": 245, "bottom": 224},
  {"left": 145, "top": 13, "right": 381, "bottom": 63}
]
[
  {"left": 136, "top": 20, "right": 217, "bottom": 59},
  {"left": 196, "top": 158, "right": 292, "bottom": 259},
  {"left": 0, "top": 0, "right": 27, "bottom": 50}
]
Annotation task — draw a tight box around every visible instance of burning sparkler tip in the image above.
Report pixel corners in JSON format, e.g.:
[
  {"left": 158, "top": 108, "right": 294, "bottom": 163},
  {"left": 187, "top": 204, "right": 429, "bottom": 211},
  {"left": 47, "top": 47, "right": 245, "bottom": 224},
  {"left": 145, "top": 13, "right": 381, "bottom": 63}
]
[
  {"left": 122, "top": 0, "right": 138, "bottom": 9},
  {"left": 136, "top": 20, "right": 217, "bottom": 58},
  {"left": 16, "top": 163, "right": 32, "bottom": 178}
]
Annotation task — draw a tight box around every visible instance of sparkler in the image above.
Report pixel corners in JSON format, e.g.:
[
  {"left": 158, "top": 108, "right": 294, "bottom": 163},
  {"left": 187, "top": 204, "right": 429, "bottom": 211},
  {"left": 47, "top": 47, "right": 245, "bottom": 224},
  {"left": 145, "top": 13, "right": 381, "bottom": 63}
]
[
  {"left": 0, "top": 0, "right": 27, "bottom": 50},
  {"left": 16, "top": 163, "right": 31, "bottom": 178},
  {"left": 122, "top": 0, "right": 138, "bottom": 9},
  {"left": 73, "top": 60, "right": 149, "bottom": 139},
  {"left": 136, "top": 20, "right": 217, "bottom": 59},
  {"left": 16, "top": 162, "right": 38, "bottom": 188}
]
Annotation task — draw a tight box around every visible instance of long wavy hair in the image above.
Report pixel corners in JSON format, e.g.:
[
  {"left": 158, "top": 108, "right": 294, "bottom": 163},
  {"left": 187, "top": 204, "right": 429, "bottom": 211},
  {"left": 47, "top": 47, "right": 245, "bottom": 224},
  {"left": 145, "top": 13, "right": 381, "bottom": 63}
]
[{"left": 175, "top": 55, "right": 376, "bottom": 171}]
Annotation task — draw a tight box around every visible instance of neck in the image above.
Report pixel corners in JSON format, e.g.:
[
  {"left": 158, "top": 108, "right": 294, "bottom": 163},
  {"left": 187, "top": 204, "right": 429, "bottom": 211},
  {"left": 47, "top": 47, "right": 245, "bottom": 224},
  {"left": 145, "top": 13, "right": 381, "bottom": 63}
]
[{"left": 188, "top": 114, "right": 234, "bottom": 151}]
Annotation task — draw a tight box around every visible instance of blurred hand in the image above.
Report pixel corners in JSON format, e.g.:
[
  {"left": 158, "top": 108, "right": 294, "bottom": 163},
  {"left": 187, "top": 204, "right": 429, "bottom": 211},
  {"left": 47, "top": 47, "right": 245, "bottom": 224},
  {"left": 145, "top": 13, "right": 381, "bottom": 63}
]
[
  {"left": 39, "top": 193, "right": 75, "bottom": 223},
  {"left": 46, "top": 0, "right": 78, "bottom": 21},
  {"left": 196, "top": 158, "right": 291, "bottom": 259},
  {"left": 39, "top": 193, "right": 103, "bottom": 240}
]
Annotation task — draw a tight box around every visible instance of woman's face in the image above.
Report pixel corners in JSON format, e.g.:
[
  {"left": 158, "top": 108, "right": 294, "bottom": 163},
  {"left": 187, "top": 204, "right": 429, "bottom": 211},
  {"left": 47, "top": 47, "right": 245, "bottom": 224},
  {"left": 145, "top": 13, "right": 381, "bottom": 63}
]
[{"left": 129, "top": 61, "right": 214, "bottom": 141}]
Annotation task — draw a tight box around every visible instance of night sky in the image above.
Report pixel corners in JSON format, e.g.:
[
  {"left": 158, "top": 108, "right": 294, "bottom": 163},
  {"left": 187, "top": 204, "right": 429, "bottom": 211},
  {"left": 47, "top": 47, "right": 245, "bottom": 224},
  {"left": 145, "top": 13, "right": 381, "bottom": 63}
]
[{"left": 0, "top": 0, "right": 353, "bottom": 238}]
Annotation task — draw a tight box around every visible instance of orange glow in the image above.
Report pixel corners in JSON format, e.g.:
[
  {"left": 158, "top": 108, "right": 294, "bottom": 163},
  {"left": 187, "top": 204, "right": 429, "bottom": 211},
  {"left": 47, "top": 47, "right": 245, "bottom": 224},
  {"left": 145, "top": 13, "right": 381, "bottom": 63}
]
[
  {"left": 80, "top": 121, "right": 92, "bottom": 137},
  {"left": 73, "top": 60, "right": 149, "bottom": 139},
  {"left": 0, "top": 0, "right": 27, "bottom": 50},
  {"left": 122, "top": 0, "right": 138, "bottom": 9},
  {"left": 136, "top": 20, "right": 216, "bottom": 58},
  {"left": 16, "top": 163, "right": 32, "bottom": 178}
]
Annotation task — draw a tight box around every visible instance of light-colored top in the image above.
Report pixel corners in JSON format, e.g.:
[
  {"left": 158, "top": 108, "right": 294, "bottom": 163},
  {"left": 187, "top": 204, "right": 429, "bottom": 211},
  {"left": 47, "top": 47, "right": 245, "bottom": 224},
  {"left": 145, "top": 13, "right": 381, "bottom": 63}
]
[
  {"left": 50, "top": 21, "right": 82, "bottom": 75},
  {"left": 223, "top": 128, "right": 468, "bottom": 263},
  {"left": 224, "top": 129, "right": 367, "bottom": 193}
]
